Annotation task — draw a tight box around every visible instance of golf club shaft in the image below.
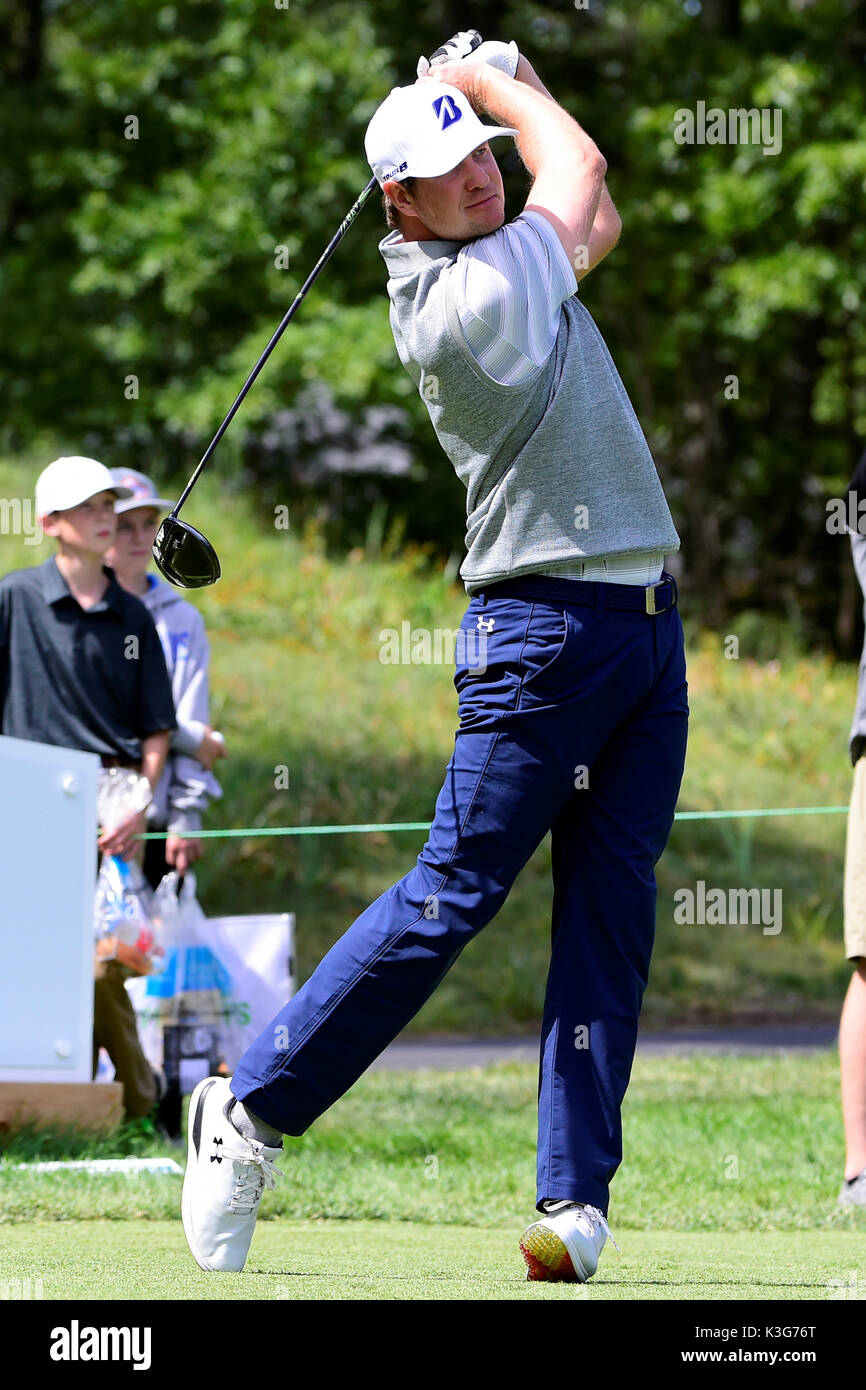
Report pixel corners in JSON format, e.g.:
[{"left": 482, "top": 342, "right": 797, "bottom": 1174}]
[{"left": 172, "top": 174, "right": 380, "bottom": 519}]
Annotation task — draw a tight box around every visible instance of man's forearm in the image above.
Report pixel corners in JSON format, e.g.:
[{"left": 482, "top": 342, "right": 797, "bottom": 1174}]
[
  {"left": 514, "top": 54, "right": 556, "bottom": 102},
  {"left": 476, "top": 64, "right": 605, "bottom": 181},
  {"left": 591, "top": 183, "right": 622, "bottom": 242},
  {"left": 514, "top": 55, "right": 620, "bottom": 221},
  {"left": 513, "top": 55, "right": 621, "bottom": 259},
  {"left": 140, "top": 731, "right": 170, "bottom": 795}
]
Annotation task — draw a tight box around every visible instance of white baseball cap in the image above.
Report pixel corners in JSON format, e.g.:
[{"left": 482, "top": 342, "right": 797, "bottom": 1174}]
[
  {"left": 365, "top": 82, "right": 518, "bottom": 189},
  {"left": 109, "top": 468, "right": 174, "bottom": 515},
  {"left": 35, "top": 456, "right": 134, "bottom": 517}
]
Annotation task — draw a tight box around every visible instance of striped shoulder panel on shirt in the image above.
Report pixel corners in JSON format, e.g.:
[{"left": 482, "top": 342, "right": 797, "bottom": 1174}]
[{"left": 448, "top": 210, "right": 579, "bottom": 387}]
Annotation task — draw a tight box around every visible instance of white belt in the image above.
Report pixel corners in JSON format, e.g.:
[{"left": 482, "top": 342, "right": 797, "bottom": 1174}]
[{"left": 535, "top": 551, "right": 666, "bottom": 586}]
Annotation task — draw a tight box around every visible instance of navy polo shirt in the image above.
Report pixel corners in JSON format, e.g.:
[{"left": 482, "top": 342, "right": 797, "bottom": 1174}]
[{"left": 0, "top": 555, "right": 176, "bottom": 762}]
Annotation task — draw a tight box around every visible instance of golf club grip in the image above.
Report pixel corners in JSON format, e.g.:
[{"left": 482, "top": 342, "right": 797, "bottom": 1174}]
[{"left": 171, "top": 174, "right": 381, "bottom": 518}]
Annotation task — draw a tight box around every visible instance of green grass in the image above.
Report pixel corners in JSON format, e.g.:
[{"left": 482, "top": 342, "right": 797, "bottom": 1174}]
[
  {"left": 1, "top": 1054, "right": 864, "bottom": 1300},
  {"left": 2, "top": 1222, "right": 863, "bottom": 1300},
  {"left": 1, "top": 1055, "right": 862, "bottom": 1231},
  {"left": 0, "top": 452, "right": 858, "bottom": 1028}
]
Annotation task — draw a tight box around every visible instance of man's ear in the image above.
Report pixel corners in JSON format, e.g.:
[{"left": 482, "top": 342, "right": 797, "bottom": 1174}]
[
  {"left": 384, "top": 178, "right": 415, "bottom": 215},
  {"left": 40, "top": 513, "right": 59, "bottom": 537}
]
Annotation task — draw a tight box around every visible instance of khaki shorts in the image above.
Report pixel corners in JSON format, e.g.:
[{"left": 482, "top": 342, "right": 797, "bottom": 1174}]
[{"left": 844, "top": 756, "right": 866, "bottom": 961}]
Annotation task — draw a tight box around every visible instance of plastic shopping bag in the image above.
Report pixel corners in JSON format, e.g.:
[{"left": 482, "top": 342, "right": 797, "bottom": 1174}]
[
  {"left": 148, "top": 872, "right": 231, "bottom": 1015},
  {"left": 96, "top": 766, "right": 152, "bottom": 829},
  {"left": 127, "top": 881, "right": 295, "bottom": 1121},
  {"left": 93, "top": 766, "right": 160, "bottom": 973},
  {"left": 93, "top": 854, "right": 163, "bottom": 975},
  {"left": 135, "top": 873, "right": 230, "bottom": 1104}
]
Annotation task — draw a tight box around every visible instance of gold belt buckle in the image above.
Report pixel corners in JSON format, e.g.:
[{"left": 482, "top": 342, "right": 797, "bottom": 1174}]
[{"left": 645, "top": 578, "right": 669, "bottom": 616}]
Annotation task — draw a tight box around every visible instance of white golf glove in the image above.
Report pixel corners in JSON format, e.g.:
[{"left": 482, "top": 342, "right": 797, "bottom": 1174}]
[
  {"left": 468, "top": 39, "right": 520, "bottom": 79},
  {"left": 417, "top": 31, "right": 519, "bottom": 80}
]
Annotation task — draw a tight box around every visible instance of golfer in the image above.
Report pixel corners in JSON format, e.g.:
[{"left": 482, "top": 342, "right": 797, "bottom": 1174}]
[{"left": 182, "top": 39, "right": 688, "bottom": 1283}]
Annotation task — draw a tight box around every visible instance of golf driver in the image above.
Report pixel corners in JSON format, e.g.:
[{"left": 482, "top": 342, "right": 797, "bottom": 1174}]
[
  {"left": 152, "top": 174, "right": 380, "bottom": 587},
  {"left": 153, "top": 30, "right": 486, "bottom": 588}
]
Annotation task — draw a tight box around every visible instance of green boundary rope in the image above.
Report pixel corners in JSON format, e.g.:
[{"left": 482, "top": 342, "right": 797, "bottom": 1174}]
[{"left": 139, "top": 805, "right": 850, "bottom": 840}]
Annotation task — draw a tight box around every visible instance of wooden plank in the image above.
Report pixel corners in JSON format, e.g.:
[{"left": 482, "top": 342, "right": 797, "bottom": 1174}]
[{"left": 0, "top": 1082, "right": 123, "bottom": 1133}]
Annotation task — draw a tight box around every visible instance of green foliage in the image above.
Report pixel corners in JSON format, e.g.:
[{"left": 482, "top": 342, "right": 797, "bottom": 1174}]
[{"left": 2, "top": 1, "right": 865, "bottom": 634}]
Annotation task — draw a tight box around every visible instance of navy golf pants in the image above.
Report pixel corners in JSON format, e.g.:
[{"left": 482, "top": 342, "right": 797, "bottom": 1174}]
[{"left": 231, "top": 573, "right": 689, "bottom": 1214}]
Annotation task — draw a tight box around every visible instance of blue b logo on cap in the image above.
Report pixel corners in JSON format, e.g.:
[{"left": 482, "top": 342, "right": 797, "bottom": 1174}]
[{"left": 432, "top": 94, "right": 462, "bottom": 131}]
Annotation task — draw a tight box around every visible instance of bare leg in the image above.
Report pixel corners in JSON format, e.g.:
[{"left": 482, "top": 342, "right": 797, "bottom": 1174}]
[{"left": 840, "top": 959, "right": 866, "bottom": 1180}]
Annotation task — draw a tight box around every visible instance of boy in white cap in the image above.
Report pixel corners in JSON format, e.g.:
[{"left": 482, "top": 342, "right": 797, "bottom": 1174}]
[
  {"left": 105, "top": 468, "right": 225, "bottom": 890},
  {"left": 181, "top": 36, "right": 686, "bottom": 1285},
  {"left": 0, "top": 455, "right": 177, "bottom": 1117}
]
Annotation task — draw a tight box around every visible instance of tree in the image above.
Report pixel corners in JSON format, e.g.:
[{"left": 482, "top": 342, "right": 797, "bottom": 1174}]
[{"left": 1, "top": 0, "right": 864, "bottom": 645}]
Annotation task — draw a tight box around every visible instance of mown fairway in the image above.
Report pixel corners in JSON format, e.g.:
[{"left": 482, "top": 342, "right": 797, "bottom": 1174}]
[
  {"left": 3, "top": 1222, "right": 863, "bottom": 1301},
  {"left": 2, "top": 1053, "right": 864, "bottom": 1300}
]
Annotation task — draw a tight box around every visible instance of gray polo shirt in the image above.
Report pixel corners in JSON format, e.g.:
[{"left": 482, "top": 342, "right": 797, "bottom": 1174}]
[
  {"left": 379, "top": 210, "right": 680, "bottom": 593},
  {"left": 0, "top": 555, "right": 176, "bottom": 762}
]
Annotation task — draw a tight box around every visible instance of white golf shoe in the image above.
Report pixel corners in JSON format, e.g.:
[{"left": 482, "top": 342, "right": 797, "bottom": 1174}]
[
  {"left": 838, "top": 1167, "right": 866, "bottom": 1206},
  {"left": 520, "top": 1199, "right": 619, "bottom": 1282},
  {"left": 182, "top": 1076, "right": 282, "bottom": 1272}
]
